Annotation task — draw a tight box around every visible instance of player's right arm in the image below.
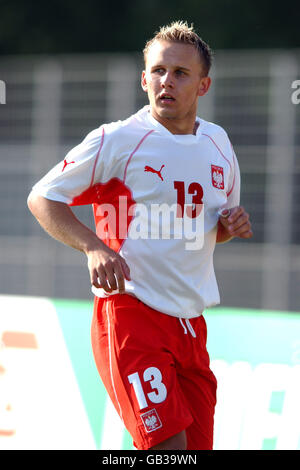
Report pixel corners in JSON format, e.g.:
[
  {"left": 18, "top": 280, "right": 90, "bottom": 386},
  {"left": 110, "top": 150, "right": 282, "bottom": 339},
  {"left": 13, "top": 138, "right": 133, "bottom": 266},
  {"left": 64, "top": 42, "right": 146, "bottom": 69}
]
[
  {"left": 27, "top": 193, "right": 130, "bottom": 293},
  {"left": 27, "top": 124, "right": 131, "bottom": 294}
]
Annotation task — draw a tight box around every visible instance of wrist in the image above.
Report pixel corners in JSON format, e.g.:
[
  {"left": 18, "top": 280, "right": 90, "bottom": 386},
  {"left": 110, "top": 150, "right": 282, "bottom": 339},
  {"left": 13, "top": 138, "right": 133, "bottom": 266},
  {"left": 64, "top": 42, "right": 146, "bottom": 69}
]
[{"left": 83, "top": 234, "right": 106, "bottom": 256}]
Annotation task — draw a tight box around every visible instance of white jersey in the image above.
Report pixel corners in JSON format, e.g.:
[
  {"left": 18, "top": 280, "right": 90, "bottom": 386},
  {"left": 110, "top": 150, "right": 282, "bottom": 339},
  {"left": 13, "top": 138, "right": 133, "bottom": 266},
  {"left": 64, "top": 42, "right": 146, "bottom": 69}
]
[{"left": 32, "top": 106, "right": 240, "bottom": 318}]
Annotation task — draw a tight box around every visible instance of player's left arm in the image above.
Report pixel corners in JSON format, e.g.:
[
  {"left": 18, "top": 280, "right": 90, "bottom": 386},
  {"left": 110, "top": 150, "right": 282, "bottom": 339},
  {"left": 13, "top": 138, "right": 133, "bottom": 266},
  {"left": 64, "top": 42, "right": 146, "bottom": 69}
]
[
  {"left": 216, "top": 206, "right": 253, "bottom": 243},
  {"left": 215, "top": 137, "right": 252, "bottom": 243}
]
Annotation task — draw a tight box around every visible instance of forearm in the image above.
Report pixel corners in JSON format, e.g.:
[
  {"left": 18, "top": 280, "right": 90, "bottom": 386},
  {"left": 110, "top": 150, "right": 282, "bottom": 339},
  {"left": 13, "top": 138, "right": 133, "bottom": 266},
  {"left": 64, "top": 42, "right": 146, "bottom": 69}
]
[
  {"left": 27, "top": 192, "right": 131, "bottom": 293},
  {"left": 27, "top": 192, "right": 101, "bottom": 254}
]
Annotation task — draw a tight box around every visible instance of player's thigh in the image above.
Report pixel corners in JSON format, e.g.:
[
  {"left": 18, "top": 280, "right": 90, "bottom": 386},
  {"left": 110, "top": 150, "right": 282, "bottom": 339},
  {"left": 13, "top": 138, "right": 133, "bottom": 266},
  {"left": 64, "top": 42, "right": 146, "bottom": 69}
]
[
  {"left": 150, "top": 429, "right": 187, "bottom": 450},
  {"left": 178, "top": 369, "right": 217, "bottom": 450}
]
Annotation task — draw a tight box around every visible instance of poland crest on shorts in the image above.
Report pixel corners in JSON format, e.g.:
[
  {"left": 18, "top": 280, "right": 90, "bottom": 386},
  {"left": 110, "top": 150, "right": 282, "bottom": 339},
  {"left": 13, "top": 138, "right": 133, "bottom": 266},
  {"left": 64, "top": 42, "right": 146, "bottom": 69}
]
[
  {"left": 211, "top": 164, "right": 224, "bottom": 190},
  {"left": 140, "top": 409, "right": 162, "bottom": 433}
]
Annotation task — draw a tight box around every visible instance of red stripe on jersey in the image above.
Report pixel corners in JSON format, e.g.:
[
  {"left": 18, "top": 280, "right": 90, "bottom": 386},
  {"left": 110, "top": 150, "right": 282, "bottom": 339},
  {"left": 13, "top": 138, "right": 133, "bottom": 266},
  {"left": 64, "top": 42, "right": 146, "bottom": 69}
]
[
  {"left": 202, "top": 133, "right": 235, "bottom": 196},
  {"left": 90, "top": 126, "right": 105, "bottom": 187},
  {"left": 202, "top": 133, "right": 232, "bottom": 170},
  {"left": 123, "top": 130, "right": 154, "bottom": 184},
  {"left": 226, "top": 143, "right": 236, "bottom": 197}
]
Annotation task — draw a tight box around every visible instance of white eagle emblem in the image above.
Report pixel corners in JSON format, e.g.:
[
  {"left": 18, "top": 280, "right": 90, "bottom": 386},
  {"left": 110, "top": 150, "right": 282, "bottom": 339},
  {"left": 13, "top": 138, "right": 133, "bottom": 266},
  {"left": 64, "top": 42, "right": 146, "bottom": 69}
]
[
  {"left": 213, "top": 170, "right": 223, "bottom": 188},
  {"left": 145, "top": 414, "right": 158, "bottom": 430},
  {"left": 141, "top": 409, "right": 162, "bottom": 433}
]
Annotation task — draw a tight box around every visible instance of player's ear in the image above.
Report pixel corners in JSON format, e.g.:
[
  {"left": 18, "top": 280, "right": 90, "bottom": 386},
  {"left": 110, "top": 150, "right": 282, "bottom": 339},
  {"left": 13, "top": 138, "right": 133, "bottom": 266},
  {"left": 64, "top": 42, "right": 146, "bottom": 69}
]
[
  {"left": 141, "top": 70, "right": 148, "bottom": 92},
  {"left": 198, "top": 76, "right": 211, "bottom": 97}
]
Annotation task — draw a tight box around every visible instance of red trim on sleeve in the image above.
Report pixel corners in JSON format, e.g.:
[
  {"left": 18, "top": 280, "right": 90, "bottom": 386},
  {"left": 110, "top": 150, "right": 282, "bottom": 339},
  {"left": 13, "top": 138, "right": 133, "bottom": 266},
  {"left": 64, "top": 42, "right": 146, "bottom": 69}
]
[
  {"left": 202, "top": 133, "right": 232, "bottom": 170},
  {"left": 203, "top": 133, "right": 236, "bottom": 196},
  {"left": 123, "top": 130, "right": 154, "bottom": 183},
  {"left": 90, "top": 126, "right": 105, "bottom": 187},
  {"left": 226, "top": 142, "right": 236, "bottom": 197}
]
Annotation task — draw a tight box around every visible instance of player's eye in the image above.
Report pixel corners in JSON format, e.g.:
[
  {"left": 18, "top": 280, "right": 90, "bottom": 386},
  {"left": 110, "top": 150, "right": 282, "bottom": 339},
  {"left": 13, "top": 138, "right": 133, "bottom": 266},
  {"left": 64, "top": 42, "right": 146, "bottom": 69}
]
[{"left": 152, "top": 68, "right": 164, "bottom": 74}]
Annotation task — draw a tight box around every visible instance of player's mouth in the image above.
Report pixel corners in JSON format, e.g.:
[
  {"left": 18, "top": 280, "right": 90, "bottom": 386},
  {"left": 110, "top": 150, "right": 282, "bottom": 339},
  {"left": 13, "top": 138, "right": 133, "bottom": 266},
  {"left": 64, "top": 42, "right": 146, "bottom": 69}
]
[{"left": 159, "top": 93, "right": 176, "bottom": 104}]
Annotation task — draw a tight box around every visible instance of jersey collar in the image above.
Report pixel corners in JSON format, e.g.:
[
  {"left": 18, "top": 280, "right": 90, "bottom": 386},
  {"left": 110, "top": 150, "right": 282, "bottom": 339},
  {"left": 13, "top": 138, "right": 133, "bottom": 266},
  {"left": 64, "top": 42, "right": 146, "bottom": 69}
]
[{"left": 145, "top": 106, "right": 202, "bottom": 142}]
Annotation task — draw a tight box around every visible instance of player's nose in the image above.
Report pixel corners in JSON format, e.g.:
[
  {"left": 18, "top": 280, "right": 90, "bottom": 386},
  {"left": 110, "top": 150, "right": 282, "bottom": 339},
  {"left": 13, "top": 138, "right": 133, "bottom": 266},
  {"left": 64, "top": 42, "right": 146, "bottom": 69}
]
[{"left": 161, "top": 71, "right": 174, "bottom": 88}]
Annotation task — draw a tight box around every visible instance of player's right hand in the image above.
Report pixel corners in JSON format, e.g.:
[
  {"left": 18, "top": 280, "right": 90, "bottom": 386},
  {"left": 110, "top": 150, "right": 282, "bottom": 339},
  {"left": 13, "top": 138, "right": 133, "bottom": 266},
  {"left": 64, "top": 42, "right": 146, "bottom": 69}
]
[{"left": 86, "top": 243, "right": 131, "bottom": 294}]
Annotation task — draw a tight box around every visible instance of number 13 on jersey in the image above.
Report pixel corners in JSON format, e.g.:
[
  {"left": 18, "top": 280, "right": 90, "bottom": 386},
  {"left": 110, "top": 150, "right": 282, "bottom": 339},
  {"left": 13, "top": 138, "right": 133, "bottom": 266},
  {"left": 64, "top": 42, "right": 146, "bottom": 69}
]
[{"left": 128, "top": 366, "right": 167, "bottom": 410}]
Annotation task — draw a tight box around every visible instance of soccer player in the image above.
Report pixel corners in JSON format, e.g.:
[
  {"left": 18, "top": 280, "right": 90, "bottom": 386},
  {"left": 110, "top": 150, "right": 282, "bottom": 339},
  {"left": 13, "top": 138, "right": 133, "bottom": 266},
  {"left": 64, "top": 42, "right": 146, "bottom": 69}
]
[{"left": 27, "top": 21, "right": 252, "bottom": 450}]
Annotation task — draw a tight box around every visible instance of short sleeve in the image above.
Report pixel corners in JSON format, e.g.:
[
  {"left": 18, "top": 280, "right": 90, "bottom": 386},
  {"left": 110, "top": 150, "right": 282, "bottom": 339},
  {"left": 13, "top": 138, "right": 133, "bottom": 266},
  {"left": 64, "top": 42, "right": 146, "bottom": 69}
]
[
  {"left": 225, "top": 145, "right": 241, "bottom": 209},
  {"left": 31, "top": 126, "right": 105, "bottom": 204}
]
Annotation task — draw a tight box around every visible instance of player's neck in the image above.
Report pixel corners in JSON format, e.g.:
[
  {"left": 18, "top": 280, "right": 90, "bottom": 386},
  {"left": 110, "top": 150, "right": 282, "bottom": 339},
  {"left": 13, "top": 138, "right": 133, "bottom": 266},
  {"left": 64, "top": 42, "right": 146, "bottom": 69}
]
[{"left": 150, "top": 110, "right": 198, "bottom": 136}]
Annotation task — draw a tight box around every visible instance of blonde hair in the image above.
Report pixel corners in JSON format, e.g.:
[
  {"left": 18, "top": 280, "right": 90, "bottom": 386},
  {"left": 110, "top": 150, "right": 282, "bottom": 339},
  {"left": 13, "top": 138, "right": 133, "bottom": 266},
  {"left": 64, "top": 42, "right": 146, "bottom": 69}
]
[{"left": 143, "top": 21, "right": 213, "bottom": 76}]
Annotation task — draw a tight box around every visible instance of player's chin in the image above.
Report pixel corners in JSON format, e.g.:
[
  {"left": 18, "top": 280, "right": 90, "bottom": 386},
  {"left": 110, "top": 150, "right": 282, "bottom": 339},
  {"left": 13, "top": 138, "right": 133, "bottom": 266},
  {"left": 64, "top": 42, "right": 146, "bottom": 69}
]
[{"left": 156, "top": 104, "right": 178, "bottom": 119}]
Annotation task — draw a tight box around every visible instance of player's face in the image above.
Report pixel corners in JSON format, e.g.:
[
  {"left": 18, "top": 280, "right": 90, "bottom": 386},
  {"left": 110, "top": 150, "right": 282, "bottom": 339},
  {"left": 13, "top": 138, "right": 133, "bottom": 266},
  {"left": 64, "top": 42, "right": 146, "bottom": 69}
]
[{"left": 141, "top": 40, "right": 211, "bottom": 134}]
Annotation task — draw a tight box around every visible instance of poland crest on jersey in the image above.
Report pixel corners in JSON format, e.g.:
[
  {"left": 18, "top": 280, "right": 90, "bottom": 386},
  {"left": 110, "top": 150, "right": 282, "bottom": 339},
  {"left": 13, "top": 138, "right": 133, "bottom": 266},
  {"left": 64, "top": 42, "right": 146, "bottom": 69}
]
[
  {"left": 140, "top": 409, "right": 162, "bottom": 433},
  {"left": 211, "top": 164, "right": 224, "bottom": 190}
]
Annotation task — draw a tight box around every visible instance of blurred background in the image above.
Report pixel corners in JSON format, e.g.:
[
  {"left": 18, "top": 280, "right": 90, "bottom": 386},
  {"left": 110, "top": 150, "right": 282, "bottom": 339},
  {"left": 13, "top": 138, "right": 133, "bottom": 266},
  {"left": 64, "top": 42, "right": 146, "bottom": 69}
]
[{"left": 0, "top": 0, "right": 300, "bottom": 451}]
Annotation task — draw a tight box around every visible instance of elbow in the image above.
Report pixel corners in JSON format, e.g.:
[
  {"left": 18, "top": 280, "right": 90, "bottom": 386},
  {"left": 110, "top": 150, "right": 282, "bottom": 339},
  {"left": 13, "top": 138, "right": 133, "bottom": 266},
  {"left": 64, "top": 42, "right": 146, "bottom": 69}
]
[
  {"left": 27, "top": 191, "right": 39, "bottom": 216},
  {"left": 27, "top": 191, "right": 34, "bottom": 213},
  {"left": 27, "top": 191, "right": 33, "bottom": 213}
]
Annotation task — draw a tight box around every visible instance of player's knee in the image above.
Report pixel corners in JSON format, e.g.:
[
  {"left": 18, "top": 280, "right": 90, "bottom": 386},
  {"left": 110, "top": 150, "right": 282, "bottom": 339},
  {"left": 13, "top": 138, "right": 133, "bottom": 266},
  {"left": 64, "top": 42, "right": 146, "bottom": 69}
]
[{"left": 149, "top": 429, "right": 187, "bottom": 450}]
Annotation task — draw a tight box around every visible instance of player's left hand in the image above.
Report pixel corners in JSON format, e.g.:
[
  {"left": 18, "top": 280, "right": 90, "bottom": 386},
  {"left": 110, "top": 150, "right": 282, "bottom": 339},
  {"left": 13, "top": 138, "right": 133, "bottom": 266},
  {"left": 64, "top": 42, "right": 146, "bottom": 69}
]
[{"left": 218, "top": 206, "right": 253, "bottom": 239}]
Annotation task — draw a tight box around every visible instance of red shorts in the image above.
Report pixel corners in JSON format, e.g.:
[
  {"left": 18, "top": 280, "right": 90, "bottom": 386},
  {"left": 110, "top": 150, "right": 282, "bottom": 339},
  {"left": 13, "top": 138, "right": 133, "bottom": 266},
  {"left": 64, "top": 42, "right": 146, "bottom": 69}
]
[{"left": 91, "top": 294, "right": 217, "bottom": 450}]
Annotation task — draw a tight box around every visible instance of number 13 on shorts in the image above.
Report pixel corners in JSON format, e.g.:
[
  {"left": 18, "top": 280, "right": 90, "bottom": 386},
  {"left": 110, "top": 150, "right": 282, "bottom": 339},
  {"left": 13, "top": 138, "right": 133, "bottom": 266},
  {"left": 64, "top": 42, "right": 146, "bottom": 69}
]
[{"left": 128, "top": 366, "right": 167, "bottom": 410}]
